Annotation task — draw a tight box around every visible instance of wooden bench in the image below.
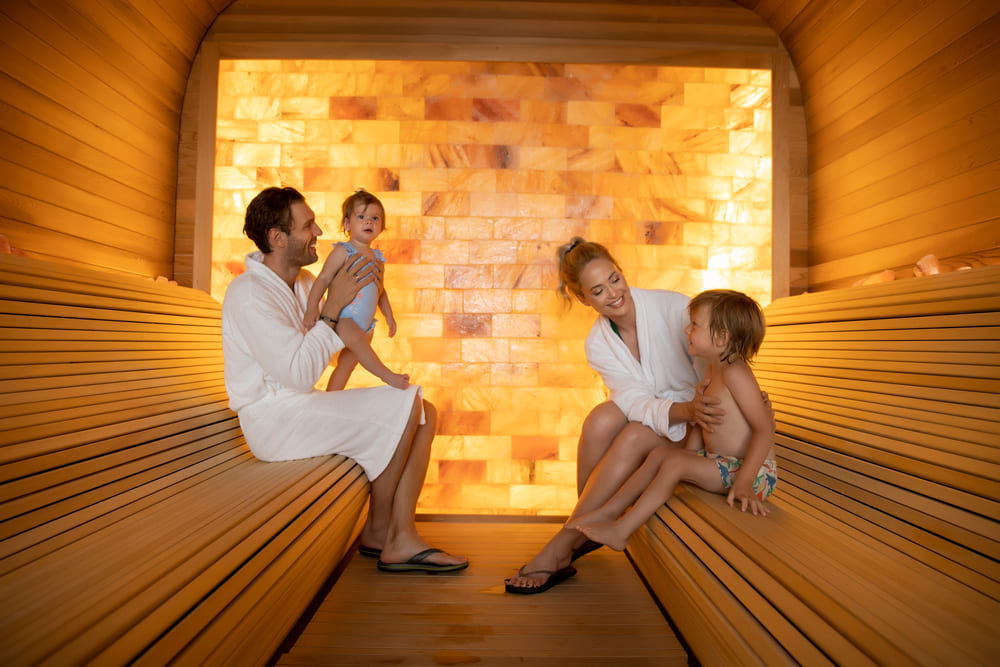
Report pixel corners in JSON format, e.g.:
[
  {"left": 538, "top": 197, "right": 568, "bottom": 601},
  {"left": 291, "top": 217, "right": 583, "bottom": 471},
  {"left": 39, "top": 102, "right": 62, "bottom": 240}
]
[
  {"left": 0, "top": 253, "right": 370, "bottom": 665},
  {"left": 627, "top": 265, "right": 1000, "bottom": 665}
]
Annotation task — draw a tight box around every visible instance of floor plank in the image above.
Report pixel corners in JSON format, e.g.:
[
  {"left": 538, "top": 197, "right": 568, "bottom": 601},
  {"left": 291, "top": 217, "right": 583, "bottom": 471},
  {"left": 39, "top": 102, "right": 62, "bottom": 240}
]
[{"left": 275, "top": 521, "right": 688, "bottom": 666}]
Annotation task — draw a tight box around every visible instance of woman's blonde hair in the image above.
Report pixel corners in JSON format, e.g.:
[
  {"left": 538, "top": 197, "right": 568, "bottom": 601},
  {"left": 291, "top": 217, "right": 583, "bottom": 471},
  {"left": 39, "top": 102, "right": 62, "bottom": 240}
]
[
  {"left": 688, "top": 289, "right": 765, "bottom": 363},
  {"left": 556, "top": 237, "right": 622, "bottom": 306}
]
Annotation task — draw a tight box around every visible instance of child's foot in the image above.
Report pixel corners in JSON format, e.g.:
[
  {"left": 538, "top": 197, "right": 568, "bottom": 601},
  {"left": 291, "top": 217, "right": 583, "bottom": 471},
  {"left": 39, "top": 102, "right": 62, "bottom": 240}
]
[
  {"left": 566, "top": 507, "right": 615, "bottom": 531},
  {"left": 379, "top": 371, "right": 410, "bottom": 390},
  {"left": 576, "top": 521, "right": 630, "bottom": 552}
]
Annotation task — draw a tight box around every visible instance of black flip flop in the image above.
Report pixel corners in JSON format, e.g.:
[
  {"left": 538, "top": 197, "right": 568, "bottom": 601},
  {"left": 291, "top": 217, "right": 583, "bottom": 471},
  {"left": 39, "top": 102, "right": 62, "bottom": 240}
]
[
  {"left": 571, "top": 539, "right": 602, "bottom": 562},
  {"left": 377, "top": 548, "right": 469, "bottom": 573},
  {"left": 504, "top": 565, "right": 577, "bottom": 594},
  {"left": 357, "top": 544, "right": 381, "bottom": 558}
]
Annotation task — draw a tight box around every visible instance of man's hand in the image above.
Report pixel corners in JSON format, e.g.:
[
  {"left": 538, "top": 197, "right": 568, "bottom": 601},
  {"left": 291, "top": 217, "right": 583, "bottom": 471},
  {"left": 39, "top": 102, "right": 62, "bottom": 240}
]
[
  {"left": 692, "top": 376, "right": 724, "bottom": 433},
  {"left": 319, "top": 255, "right": 377, "bottom": 321}
]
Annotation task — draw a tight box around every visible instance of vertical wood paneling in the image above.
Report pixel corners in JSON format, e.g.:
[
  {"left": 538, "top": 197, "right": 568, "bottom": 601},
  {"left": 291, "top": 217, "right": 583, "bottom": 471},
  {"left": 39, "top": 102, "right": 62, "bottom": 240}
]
[
  {"left": 737, "top": 0, "right": 1000, "bottom": 290},
  {"left": 2, "top": 0, "right": 996, "bottom": 292}
]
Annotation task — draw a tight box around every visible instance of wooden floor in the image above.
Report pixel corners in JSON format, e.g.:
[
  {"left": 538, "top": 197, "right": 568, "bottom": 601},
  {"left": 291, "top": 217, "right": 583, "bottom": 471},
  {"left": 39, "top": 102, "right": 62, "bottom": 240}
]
[{"left": 275, "top": 521, "right": 688, "bottom": 666}]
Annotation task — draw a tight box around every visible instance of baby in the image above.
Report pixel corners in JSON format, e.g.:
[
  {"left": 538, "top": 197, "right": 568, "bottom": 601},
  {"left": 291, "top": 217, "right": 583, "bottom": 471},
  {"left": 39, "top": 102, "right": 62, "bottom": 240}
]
[
  {"left": 304, "top": 189, "right": 408, "bottom": 390},
  {"left": 570, "top": 289, "right": 777, "bottom": 550}
]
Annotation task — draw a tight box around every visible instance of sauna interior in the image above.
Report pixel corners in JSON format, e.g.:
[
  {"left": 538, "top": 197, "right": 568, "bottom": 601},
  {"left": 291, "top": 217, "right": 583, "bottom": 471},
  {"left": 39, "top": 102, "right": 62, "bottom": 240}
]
[{"left": 1, "top": 0, "right": 998, "bottom": 664}]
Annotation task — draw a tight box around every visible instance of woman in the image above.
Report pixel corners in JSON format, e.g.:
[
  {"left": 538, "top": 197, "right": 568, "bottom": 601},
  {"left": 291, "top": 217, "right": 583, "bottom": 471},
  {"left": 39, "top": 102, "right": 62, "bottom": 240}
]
[{"left": 505, "top": 237, "right": 723, "bottom": 593}]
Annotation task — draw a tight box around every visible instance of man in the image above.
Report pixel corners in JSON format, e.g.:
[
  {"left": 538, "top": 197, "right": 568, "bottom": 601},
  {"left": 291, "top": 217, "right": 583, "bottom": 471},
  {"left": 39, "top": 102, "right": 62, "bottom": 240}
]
[{"left": 222, "top": 186, "right": 466, "bottom": 572}]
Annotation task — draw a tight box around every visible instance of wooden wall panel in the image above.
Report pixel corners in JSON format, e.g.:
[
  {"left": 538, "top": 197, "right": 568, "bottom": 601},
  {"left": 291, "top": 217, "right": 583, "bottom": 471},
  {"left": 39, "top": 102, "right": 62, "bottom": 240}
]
[
  {"left": 737, "top": 0, "right": 1000, "bottom": 290},
  {"left": 2, "top": 0, "right": 996, "bottom": 293},
  {"left": 0, "top": 0, "right": 229, "bottom": 279}
]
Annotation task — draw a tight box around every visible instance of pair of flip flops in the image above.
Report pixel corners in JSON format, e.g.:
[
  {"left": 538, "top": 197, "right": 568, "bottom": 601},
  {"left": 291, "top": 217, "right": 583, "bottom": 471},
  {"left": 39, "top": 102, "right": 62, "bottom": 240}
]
[{"left": 359, "top": 544, "right": 469, "bottom": 573}]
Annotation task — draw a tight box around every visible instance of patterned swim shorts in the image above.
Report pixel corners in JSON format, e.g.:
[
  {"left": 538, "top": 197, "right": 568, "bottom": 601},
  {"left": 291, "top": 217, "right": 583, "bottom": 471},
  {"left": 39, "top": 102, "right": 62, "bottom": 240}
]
[{"left": 697, "top": 450, "right": 778, "bottom": 501}]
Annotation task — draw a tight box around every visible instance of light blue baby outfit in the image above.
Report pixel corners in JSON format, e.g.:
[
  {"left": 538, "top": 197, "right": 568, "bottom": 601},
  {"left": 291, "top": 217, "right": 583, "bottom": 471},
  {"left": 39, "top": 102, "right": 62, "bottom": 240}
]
[{"left": 337, "top": 242, "right": 384, "bottom": 333}]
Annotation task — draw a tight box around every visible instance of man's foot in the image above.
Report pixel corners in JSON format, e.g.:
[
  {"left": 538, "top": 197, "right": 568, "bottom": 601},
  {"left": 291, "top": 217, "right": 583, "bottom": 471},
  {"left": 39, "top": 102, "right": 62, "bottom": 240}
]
[
  {"left": 377, "top": 548, "right": 469, "bottom": 573},
  {"left": 576, "top": 520, "right": 630, "bottom": 552}
]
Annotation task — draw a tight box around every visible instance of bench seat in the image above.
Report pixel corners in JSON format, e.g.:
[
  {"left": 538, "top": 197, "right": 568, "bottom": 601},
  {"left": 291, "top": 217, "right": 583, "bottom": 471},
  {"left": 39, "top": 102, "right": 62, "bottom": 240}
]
[
  {"left": 627, "top": 265, "right": 1000, "bottom": 666},
  {"left": 0, "top": 254, "right": 370, "bottom": 665}
]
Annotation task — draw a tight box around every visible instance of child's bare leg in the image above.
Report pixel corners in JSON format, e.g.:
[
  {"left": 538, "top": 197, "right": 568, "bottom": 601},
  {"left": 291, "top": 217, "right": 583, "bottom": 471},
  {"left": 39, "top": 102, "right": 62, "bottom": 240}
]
[
  {"left": 327, "top": 348, "right": 359, "bottom": 391},
  {"left": 579, "top": 453, "right": 722, "bottom": 551},
  {"left": 569, "top": 446, "right": 671, "bottom": 527},
  {"left": 336, "top": 318, "right": 409, "bottom": 389}
]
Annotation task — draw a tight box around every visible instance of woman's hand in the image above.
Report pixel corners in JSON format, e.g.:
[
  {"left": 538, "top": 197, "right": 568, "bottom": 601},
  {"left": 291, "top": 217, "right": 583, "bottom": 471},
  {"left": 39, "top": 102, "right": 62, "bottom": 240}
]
[
  {"left": 691, "top": 376, "right": 724, "bottom": 433},
  {"left": 319, "top": 255, "right": 376, "bottom": 321}
]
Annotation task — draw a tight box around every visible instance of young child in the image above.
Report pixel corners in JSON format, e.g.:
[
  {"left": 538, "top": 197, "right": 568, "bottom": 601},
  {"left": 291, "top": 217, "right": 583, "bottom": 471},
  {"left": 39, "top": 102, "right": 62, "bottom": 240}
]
[
  {"left": 569, "top": 289, "right": 777, "bottom": 551},
  {"left": 304, "top": 189, "right": 409, "bottom": 390}
]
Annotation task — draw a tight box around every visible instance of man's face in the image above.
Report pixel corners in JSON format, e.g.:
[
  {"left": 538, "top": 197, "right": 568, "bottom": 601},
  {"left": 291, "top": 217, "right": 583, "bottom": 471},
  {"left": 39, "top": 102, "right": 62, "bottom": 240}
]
[{"left": 284, "top": 201, "right": 322, "bottom": 267}]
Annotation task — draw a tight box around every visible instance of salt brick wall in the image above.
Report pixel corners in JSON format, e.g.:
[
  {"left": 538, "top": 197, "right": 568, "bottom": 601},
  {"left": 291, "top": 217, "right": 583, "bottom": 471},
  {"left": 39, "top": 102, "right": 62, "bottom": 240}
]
[{"left": 213, "top": 59, "right": 772, "bottom": 515}]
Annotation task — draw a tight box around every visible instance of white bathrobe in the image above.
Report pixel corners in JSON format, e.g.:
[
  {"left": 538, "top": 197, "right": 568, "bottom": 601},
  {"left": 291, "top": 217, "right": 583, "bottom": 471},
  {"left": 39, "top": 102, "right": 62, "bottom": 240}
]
[
  {"left": 584, "top": 287, "right": 702, "bottom": 442},
  {"left": 222, "top": 251, "right": 422, "bottom": 478}
]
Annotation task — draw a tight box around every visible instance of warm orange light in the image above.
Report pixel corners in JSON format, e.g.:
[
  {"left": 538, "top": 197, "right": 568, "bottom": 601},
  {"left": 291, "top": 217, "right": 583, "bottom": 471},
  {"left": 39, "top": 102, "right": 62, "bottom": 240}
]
[{"left": 213, "top": 60, "right": 772, "bottom": 515}]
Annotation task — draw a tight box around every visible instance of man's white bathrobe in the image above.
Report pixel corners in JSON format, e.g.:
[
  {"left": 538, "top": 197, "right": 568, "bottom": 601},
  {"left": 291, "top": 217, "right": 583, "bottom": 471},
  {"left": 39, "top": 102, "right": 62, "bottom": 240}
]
[
  {"left": 222, "top": 252, "right": 422, "bottom": 478},
  {"left": 584, "top": 287, "right": 702, "bottom": 443}
]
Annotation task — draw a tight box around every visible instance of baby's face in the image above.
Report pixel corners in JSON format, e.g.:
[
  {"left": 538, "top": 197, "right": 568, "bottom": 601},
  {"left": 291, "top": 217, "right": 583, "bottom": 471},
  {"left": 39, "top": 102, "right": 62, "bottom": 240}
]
[{"left": 344, "top": 203, "right": 384, "bottom": 243}]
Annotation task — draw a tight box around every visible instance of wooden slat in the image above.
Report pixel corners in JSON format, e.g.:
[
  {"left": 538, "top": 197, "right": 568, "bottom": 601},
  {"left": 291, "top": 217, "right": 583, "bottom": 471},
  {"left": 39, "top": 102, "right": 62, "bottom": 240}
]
[{"left": 276, "top": 521, "right": 687, "bottom": 667}]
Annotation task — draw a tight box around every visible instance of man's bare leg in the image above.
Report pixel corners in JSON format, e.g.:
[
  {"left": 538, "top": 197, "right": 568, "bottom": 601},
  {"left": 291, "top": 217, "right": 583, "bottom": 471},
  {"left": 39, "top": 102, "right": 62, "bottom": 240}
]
[
  {"left": 361, "top": 397, "right": 465, "bottom": 567},
  {"left": 335, "top": 318, "right": 409, "bottom": 389}
]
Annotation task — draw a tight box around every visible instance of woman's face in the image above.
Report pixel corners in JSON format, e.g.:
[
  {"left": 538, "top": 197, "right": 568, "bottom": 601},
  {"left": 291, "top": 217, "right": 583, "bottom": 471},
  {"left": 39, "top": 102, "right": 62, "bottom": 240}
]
[{"left": 577, "top": 257, "right": 634, "bottom": 321}]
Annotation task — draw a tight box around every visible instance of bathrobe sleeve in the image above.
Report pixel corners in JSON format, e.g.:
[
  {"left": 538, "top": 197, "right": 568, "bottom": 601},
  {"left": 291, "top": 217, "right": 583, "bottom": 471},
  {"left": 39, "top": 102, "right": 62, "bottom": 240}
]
[
  {"left": 584, "top": 288, "right": 698, "bottom": 441},
  {"left": 222, "top": 257, "right": 344, "bottom": 411}
]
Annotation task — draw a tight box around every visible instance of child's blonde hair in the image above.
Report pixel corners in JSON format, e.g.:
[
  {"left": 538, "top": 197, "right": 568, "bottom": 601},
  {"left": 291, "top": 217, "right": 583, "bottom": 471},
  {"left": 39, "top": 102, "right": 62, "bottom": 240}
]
[
  {"left": 556, "top": 237, "right": 623, "bottom": 306},
  {"left": 688, "top": 289, "right": 765, "bottom": 363},
  {"left": 341, "top": 189, "right": 386, "bottom": 235}
]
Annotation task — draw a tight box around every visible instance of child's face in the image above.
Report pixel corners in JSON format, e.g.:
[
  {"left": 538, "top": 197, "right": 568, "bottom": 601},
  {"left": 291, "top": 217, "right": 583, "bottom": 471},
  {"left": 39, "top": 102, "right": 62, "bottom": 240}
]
[
  {"left": 686, "top": 304, "right": 725, "bottom": 360},
  {"left": 343, "top": 203, "right": 384, "bottom": 243}
]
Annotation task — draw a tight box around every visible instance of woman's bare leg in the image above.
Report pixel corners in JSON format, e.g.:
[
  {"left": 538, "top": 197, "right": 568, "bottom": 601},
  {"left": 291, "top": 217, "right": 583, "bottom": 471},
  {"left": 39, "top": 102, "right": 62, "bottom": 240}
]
[
  {"left": 507, "top": 423, "right": 680, "bottom": 590},
  {"left": 577, "top": 401, "right": 628, "bottom": 494},
  {"left": 569, "top": 446, "right": 672, "bottom": 526}
]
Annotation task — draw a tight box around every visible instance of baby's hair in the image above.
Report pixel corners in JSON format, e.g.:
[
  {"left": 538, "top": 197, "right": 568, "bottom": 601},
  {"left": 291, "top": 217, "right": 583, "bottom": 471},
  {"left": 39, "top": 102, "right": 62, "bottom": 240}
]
[
  {"left": 341, "top": 188, "right": 386, "bottom": 234},
  {"left": 556, "top": 237, "right": 622, "bottom": 306},
  {"left": 688, "top": 289, "right": 765, "bottom": 364}
]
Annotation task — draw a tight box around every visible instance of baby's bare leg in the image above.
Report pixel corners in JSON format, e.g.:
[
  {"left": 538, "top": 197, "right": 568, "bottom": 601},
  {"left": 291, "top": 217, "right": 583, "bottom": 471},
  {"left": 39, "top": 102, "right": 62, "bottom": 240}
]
[
  {"left": 335, "top": 318, "right": 409, "bottom": 389},
  {"left": 327, "top": 348, "right": 359, "bottom": 391}
]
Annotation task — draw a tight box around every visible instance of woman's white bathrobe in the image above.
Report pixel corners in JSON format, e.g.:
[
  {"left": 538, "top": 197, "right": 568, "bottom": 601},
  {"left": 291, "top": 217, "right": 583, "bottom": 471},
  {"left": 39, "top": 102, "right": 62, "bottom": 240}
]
[
  {"left": 584, "top": 287, "right": 702, "bottom": 443},
  {"left": 222, "top": 251, "right": 422, "bottom": 478}
]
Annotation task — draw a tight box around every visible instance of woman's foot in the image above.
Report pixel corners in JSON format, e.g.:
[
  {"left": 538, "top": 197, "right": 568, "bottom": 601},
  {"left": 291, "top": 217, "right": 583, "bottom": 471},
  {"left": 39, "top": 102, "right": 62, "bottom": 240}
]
[{"left": 504, "top": 534, "right": 573, "bottom": 592}]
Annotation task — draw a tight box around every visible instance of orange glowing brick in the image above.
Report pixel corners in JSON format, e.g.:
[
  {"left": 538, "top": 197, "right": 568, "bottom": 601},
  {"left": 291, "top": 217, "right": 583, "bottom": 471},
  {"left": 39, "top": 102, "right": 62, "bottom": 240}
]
[
  {"left": 492, "top": 314, "right": 541, "bottom": 338},
  {"left": 512, "top": 436, "right": 559, "bottom": 461},
  {"left": 411, "top": 338, "right": 461, "bottom": 363},
  {"left": 439, "top": 411, "right": 491, "bottom": 436},
  {"left": 462, "top": 338, "right": 510, "bottom": 363}
]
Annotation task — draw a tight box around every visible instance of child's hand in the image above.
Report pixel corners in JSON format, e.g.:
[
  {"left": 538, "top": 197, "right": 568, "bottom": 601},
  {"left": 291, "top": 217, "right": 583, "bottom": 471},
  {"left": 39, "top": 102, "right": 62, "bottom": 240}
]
[
  {"left": 386, "top": 314, "right": 397, "bottom": 337},
  {"left": 303, "top": 312, "right": 318, "bottom": 330},
  {"left": 727, "top": 483, "right": 768, "bottom": 516}
]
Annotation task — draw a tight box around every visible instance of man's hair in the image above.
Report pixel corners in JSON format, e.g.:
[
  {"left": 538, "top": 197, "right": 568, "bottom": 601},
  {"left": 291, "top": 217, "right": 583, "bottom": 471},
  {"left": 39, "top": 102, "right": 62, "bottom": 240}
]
[
  {"left": 688, "top": 289, "right": 766, "bottom": 363},
  {"left": 243, "top": 187, "right": 305, "bottom": 253}
]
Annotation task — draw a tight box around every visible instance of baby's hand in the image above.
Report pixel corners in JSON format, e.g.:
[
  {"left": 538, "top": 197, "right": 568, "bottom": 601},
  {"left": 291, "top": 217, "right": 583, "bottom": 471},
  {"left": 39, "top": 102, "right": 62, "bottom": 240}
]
[
  {"left": 727, "top": 483, "right": 768, "bottom": 517},
  {"left": 386, "top": 315, "right": 397, "bottom": 337},
  {"left": 303, "top": 312, "right": 318, "bottom": 330}
]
